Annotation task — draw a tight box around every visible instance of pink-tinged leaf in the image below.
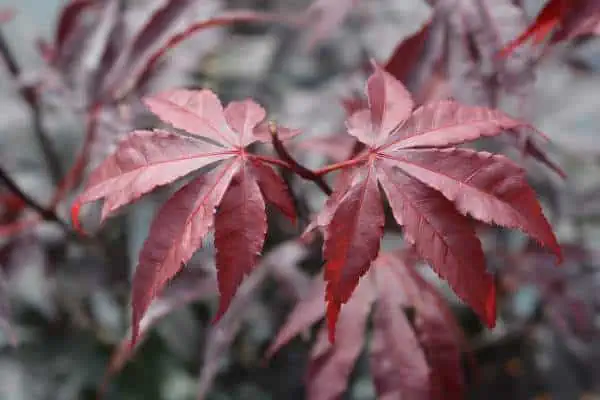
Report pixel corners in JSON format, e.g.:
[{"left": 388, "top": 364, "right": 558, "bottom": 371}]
[
  {"left": 417, "top": 304, "right": 465, "bottom": 400},
  {"left": 73, "top": 130, "right": 233, "bottom": 225},
  {"left": 385, "top": 19, "right": 432, "bottom": 84},
  {"left": 115, "top": 10, "right": 299, "bottom": 98},
  {"left": 224, "top": 99, "right": 266, "bottom": 147},
  {"left": 323, "top": 165, "right": 384, "bottom": 341},
  {"left": 376, "top": 161, "right": 496, "bottom": 327},
  {"left": 386, "top": 148, "right": 562, "bottom": 262},
  {"left": 498, "top": 0, "right": 575, "bottom": 56},
  {"left": 306, "top": 278, "right": 374, "bottom": 400},
  {"left": 213, "top": 164, "right": 267, "bottom": 322},
  {"left": 266, "top": 276, "right": 327, "bottom": 358},
  {"left": 130, "top": 160, "right": 239, "bottom": 345},
  {"left": 0, "top": 8, "right": 14, "bottom": 24},
  {"left": 54, "top": 0, "right": 96, "bottom": 52},
  {"left": 370, "top": 263, "right": 430, "bottom": 400},
  {"left": 383, "top": 100, "right": 538, "bottom": 151},
  {"left": 347, "top": 63, "right": 413, "bottom": 147},
  {"left": 251, "top": 161, "right": 296, "bottom": 224},
  {"left": 392, "top": 252, "right": 467, "bottom": 399},
  {"left": 143, "top": 90, "right": 239, "bottom": 147}
]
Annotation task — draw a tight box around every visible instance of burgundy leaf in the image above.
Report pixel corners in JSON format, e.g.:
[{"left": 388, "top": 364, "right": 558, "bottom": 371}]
[
  {"left": 393, "top": 252, "right": 466, "bottom": 400},
  {"left": 323, "top": 165, "right": 384, "bottom": 341},
  {"left": 251, "top": 160, "right": 296, "bottom": 224},
  {"left": 385, "top": 148, "right": 561, "bottom": 261},
  {"left": 376, "top": 162, "right": 496, "bottom": 327},
  {"left": 370, "top": 262, "right": 430, "bottom": 400},
  {"left": 72, "top": 130, "right": 233, "bottom": 227},
  {"left": 306, "top": 278, "right": 374, "bottom": 400},
  {"left": 305, "top": 62, "right": 560, "bottom": 337},
  {"left": 302, "top": 167, "right": 357, "bottom": 239},
  {"left": 130, "top": 159, "right": 239, "bottom": 345},
  {"left": 385, "top": 19, "right": 432, "bottom": 84},
  {"left": 213, "top": 164, "right": 267, "bottom": 322}
]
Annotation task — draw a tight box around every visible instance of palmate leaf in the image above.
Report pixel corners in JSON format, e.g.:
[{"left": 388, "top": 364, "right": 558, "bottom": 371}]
[
  {"left": 72, "top": 89, "right": 296, "bottom": 345},
  {"left": 267, "top": 251, "right": 462, "bottom": 400},
  {"left": 307, "top": 61, "right": 561, "bottom": 341}
]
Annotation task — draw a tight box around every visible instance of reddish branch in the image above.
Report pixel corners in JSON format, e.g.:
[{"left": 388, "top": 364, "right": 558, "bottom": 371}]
[
  {"left": 0, "top": 29, "right": 63, "bottom": 185},
  {"left": 0, "top": 166, "right": 70, "bottom": 231},
  {"left": 268, "top": 121, "right": 332, "bottom": 195}
]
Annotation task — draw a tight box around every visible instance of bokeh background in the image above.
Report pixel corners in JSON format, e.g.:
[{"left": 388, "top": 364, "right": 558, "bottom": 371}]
[{"left": 1, "top": 0, "right": 600, "bottom": 399}]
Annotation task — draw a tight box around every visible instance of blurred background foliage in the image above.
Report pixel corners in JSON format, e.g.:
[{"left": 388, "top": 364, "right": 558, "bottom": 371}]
[{"left": 1, "top": 0, "right": 600, "bottom": 399}]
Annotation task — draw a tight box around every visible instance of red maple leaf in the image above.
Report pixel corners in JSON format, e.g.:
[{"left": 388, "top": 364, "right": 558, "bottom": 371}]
[
  {"left": 267, "top": 250, "right": 467, "bottom": 399},
  {"left": 499, "top": 0, "right": 600, "bottom": 56},
  {"left": 307, "top": 61, "right": 561, "bottom": 342},
  {"left": 72, "top": 89, "right": 296, "bottom": 345}
]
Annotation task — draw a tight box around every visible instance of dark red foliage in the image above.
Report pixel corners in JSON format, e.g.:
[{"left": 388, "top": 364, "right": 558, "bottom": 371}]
[
  {"left": 307, "top": 62, "right": 560, "bottom": 341},
  {"left": 268, "top": 250, "right": 467, "bottom": 399},
  {"left": 500, "top": 0, "right": 600, "bottom": 56},
  {"left": 73, "top": 89, "right": 297, "bottom": 345}
]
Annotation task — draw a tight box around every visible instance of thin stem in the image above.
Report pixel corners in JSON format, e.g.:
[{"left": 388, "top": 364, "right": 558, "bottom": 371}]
[
  {"left": 0, "top": 166, "right": 70, "bottom": 232},
  {"left": 0, "top": 29, "right": 63, "bottom": 184},
  {"left": 313, "top": 157, "right": 367, "bottom": 176},
  {"left": 268, "top": 122, "right": 332, "bottom": 195}
]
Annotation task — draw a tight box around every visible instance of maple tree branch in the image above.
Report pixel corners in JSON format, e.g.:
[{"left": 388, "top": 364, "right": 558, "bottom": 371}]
[
  {"left": 0, "top": 29, "right": 63, "bottom": 185},
  {"left": 268, "top": 122, "right": 332, "bottom": 195},
  {"left": 0, "top": 166, "right": 71, "bottom": 232}
]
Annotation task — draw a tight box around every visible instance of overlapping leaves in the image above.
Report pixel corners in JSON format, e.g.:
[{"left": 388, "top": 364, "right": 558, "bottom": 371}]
[
  {"left": 72, "top": 89, "right": 296, "bottom": 345},
  {"left": 267, "top": 250, "right": 467, "bottom": 400},
  {"left": 307, "top": 62, "right": 561, "bottom": 341}
]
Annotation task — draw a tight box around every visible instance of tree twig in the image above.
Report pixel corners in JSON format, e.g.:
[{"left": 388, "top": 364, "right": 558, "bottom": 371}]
[
  {"left": 0, "top": 166, "right": 71, "bottom": 232},
  {"left": 0, "top": 29, "right": 63, "bottom": 184},
  {"left": 268, "top": 121, "right": 332, "bottom": 195}
]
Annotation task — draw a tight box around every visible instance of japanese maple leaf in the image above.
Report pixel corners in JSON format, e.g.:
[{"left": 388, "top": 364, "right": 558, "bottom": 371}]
[
  {"left": 309, "top": 61, "right": 561, "bottom": 342},
  {"left": 72, "top": 89, "right": 296, "bottom": 345},
  {"left": 267, "top": 251, "right": 466, "bottom": 400},
  {"left": 499, "top": 0, "right": 600, "bottom": 56}
]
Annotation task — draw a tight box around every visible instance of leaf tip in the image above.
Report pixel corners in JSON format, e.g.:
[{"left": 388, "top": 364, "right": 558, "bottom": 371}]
[
  {"left": 70, "top": 201, "right": 87, "bottom": 236},
  {"left": 325, "top": 299, "right": 340, "bottom": 344}
]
